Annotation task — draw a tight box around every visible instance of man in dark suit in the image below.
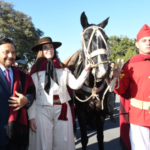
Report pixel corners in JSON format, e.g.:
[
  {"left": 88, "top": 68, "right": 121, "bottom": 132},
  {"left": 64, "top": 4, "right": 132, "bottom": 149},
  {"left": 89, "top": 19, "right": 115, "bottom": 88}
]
[{"left": 0, "top": 38, "right": 34, "bottom": 150}]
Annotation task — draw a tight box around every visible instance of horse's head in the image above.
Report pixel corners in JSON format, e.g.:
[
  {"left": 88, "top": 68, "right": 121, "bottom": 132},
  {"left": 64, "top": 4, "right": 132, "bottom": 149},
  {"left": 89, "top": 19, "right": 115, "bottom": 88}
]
[{"left": 80, "top": 12, "right": 110, "bottom": 81}]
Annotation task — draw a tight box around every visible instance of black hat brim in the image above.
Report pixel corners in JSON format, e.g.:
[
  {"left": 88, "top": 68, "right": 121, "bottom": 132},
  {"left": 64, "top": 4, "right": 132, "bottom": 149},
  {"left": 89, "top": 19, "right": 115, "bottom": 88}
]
[{"left": 31, "top": 42, "right": 62, "bottom": 52}]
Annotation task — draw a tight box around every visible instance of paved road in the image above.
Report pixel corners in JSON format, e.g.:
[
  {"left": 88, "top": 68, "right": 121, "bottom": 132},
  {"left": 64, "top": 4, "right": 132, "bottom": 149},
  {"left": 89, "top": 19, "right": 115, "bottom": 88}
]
[{"left": 75, "top": 95, "right": 122, "bottom": 150}]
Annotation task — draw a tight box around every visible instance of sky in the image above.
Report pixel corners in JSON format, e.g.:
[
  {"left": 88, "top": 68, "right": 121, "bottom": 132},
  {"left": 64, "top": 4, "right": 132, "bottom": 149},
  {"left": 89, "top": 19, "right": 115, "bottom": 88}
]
[{"left": 4, "top": 0, "right": 150, "bottom": 62}]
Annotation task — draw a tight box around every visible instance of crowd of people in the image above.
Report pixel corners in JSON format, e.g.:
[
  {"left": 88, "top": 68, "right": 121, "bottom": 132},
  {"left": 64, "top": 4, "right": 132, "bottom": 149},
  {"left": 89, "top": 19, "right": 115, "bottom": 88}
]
[{"left": 0, "top": 23, "right": 150, "bottom": 150}]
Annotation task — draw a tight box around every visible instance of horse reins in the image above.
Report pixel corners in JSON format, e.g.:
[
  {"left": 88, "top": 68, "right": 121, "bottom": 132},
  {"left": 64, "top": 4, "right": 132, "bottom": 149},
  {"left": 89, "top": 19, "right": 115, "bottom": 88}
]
[{"left": 74, "top": 26, "right": 125, "bottom": 110}]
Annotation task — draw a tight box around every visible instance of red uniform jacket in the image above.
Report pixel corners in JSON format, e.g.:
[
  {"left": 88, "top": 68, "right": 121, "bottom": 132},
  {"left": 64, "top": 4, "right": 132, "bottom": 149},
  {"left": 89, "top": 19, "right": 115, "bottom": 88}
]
[{"left": 114, "top": 54, "right": 150, "bottom": 150}]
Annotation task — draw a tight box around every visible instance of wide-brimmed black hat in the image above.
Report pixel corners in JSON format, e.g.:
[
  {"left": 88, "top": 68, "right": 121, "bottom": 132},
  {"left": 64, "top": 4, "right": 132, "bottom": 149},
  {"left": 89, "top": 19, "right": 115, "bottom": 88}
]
[{"left": 31, "top": 37, "right": 62, "bottom": 52}]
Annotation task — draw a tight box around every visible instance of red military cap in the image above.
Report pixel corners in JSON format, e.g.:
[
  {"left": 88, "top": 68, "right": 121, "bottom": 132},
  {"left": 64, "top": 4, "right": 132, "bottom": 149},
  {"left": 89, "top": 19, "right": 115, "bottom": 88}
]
[{"left": 137, "top": 24, "right": 150, "bottom": 41}]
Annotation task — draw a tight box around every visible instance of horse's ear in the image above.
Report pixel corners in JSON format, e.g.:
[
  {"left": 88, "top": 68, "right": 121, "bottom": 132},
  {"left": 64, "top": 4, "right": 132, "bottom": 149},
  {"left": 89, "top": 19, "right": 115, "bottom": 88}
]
[
  {"left": 98, "top": 17, "right": 109, "bottom": 29},
  {"left": 80, "top": 12, "right": 89, "bottom": 29}
]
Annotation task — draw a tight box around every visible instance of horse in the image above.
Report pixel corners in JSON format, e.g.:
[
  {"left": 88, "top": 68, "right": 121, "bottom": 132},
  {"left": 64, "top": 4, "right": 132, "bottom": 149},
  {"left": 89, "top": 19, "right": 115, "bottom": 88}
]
[{"left": 64, "top": 12, "right": 110, "bottom": 150}]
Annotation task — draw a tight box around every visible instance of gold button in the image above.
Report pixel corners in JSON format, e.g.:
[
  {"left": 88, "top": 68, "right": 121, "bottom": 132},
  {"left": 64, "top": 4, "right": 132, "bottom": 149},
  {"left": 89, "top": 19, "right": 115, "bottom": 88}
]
[
  {"left": 149, "top": 76, "right": 150, "bottom": 79},
  {"left": 147, "top": 60, "right": 149, "bottom": 62},
  {"left": 149, "top": 96, "right": 150, "bottom": 98}
]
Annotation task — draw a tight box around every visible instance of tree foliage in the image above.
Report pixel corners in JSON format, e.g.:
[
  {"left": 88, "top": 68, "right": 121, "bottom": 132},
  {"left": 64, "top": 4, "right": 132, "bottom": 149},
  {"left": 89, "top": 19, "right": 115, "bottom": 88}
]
[
  {"left": 108, "top": 36, "right": 138, "bottom": 63},
  {"left": 0, "top": 1, "right": 44, "bottom": 64}
]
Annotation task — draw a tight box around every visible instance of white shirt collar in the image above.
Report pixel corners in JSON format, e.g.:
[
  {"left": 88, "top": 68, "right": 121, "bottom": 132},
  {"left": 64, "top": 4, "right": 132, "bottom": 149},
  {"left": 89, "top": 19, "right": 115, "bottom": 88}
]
[{"left": 0, "top": 65, "right": 12, "bottom": 72}]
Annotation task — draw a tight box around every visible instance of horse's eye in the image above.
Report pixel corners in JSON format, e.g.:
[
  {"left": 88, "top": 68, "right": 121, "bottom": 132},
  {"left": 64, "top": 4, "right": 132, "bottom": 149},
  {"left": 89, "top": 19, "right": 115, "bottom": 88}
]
[
  {"left": 84, "top": 35, "right": 89, "bottom": 42},
  {"left": 84, "top": 34, "right": 89, "bottom": 39},
  {"left": 84, "top": 38, "right": 88, "bottom": 42}
]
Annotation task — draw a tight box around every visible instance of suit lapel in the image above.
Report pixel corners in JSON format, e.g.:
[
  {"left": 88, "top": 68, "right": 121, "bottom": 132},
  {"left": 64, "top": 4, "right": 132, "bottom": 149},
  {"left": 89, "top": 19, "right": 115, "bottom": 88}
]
[{"left": 0, "top": 68, "right": 11, "bottom": 93}]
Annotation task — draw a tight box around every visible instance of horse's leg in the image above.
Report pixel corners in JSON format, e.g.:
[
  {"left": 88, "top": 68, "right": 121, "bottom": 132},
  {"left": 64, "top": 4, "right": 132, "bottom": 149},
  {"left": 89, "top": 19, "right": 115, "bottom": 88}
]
[
  {"left": 77, "top": 109, "right": 88, "bottom": 150},
  {"left": 96, "top": 113, "right": 105, "bottom": 150},
  {"left": 73, "top": 107, "right": 77, "bottom": 140}
]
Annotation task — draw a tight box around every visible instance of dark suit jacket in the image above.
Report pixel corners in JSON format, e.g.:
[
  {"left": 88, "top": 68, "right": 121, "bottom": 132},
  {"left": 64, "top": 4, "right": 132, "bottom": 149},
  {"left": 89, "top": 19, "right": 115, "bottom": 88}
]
[{"left": 0, "top": 67, "right": 33, "bottom": 147}]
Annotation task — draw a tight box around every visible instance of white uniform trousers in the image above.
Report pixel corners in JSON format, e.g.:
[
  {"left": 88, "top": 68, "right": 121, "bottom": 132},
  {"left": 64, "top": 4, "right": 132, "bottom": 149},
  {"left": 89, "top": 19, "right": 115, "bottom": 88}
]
[
  {"left": 129, "top": 124, "right": 150, "bottom": 150},
  {"left": 28, "top": 103, "right": 75, "bottom": 150}
]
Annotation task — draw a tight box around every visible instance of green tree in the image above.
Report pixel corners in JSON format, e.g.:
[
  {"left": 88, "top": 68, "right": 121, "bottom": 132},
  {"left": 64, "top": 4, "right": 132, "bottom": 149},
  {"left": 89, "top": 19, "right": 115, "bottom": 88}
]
[
  {"left": 108, "top": 36, "right": 138, "bottom": 63},
  {"left": 0, "top": 1, "right": 44, "bottom": 64}
]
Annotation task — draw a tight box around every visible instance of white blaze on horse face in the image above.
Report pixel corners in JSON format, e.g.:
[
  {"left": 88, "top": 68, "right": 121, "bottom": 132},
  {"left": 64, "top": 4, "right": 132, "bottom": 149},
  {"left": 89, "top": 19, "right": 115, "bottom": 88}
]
[
  {"left": 95, "top": 30, "right": 99, "bottom": 49},
  {"left": 97, "top": 55, "right": 107, "bottom": 78},
  {"left": 95, "top": 30, "right": 107, "bottom": 78}
]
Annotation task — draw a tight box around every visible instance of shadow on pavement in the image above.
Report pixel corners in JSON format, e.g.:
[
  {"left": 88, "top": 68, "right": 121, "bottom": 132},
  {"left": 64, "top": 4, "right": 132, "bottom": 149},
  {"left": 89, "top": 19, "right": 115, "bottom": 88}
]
[
  {"left": 75, "top": 130, "right": 97, "bottom": 145},
  {"left": 76, "top": 137, "right": 121, "bottom": 150}
]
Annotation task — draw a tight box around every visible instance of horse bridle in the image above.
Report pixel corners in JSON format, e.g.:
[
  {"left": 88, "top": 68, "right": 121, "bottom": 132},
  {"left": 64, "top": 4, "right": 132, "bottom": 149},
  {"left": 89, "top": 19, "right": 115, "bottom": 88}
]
[
  {"left": 74, "top": 26, "right": 110, "bottom": 107},
  {"left": 81, "top": 25, "right": 110, "bottom": 86},
  {"left": 81, "top": 26, "right": 110, "bottom": 68},
  {"left": 75, "top": 26, "right": 124, "bottom": 111}
]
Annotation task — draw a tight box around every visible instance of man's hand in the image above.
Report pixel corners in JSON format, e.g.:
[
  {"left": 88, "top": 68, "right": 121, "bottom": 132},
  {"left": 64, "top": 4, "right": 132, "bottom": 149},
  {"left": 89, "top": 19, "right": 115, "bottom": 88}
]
[
  {"left": 8, "top": 91, "right": 29, "bottom": 111},
  {"left": 113, "top": 69, "right": 121, "bottom": 78},
  {"left": 30, "top": 119, "right": 37, "bottom": 132}
]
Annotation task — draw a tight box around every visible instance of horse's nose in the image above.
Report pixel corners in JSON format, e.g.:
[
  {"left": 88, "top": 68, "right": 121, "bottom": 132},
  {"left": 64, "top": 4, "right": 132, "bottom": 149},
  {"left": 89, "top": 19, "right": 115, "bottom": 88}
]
[
  {"left": 97, "top": 72, "right": 105, "bottom": 78},
  {"left": 97, "top": 65, "right": 107, "bottom": 78}
]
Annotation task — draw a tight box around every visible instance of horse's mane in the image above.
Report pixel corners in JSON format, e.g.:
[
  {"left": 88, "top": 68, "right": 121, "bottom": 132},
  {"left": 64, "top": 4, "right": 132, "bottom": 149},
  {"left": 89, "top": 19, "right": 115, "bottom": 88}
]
[{"left": 63, "top": 49, "right": 82, "bottom": 71}]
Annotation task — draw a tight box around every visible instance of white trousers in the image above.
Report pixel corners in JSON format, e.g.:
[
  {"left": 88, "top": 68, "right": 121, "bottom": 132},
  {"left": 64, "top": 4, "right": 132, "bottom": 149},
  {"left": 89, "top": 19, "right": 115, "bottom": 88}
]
[
  {"left": 28, "top": 103, "right": 75, "bottom": 150},
  {"left": 129, "top": 124, "right": 150, "bottom": 150}
]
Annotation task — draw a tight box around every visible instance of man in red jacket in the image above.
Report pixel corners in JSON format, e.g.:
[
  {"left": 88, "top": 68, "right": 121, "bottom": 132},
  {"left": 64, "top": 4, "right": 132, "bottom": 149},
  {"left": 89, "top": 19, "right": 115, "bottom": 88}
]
[{"left": 113, "top": 24, "right": 150, "bottom": 150}]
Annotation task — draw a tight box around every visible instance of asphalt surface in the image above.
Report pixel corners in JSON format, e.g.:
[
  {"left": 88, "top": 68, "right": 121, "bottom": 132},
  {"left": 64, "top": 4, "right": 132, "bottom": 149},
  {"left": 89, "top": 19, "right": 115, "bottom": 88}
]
[{"left": 75, "top": 95, "right": 122, "bottom": 150}]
